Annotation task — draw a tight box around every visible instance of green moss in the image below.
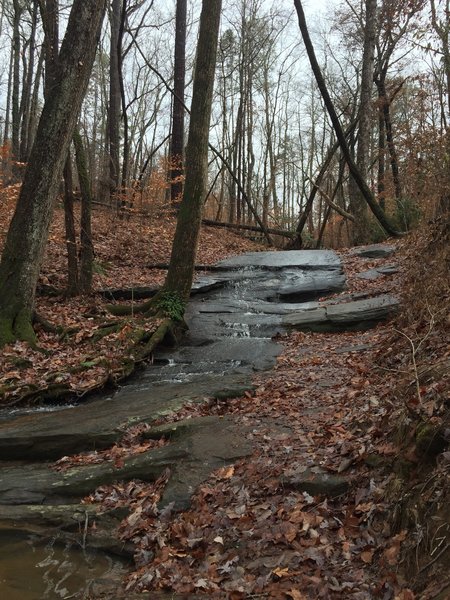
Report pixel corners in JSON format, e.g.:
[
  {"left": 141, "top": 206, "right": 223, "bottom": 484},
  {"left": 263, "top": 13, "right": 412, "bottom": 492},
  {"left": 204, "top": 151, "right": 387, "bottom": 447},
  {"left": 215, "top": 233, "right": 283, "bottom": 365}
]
[
  {"left": 8, "top": 356, "right": 33, "bottom": 369},
  {"left": 364, "top": 453, "right": 387, "bottom": 468},
  {"left": 13, "top": 308, "right": 37, "bottom": 346},
  {"left": 415, "top": 422, "right": 446, "bottom": 459},
  {"left": 0, "top": 317, "right": 15, "bottom": 347},
  {"left": 154, "top": 291, "right": 185, "bottom": 321}
]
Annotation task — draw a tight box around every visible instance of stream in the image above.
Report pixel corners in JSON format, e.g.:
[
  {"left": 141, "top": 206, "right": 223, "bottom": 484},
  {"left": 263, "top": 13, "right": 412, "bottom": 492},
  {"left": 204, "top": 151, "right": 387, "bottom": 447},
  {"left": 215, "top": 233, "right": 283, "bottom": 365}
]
[{"left": 0, "top": 249, "right": 397, "bottom": 599}]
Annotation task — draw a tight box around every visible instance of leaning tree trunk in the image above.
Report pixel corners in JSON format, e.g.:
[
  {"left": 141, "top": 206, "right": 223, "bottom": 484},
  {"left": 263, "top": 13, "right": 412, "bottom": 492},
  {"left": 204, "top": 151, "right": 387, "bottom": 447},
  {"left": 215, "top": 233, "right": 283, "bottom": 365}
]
[
  {"left": 164, "top": 0, "right": 222, "bottom": 303},
  {"left": 0, "top": 0, "right": 106, "bottom": 347},
  {"left": 293, "top": 0, "right": 401, "bottom": 238}
]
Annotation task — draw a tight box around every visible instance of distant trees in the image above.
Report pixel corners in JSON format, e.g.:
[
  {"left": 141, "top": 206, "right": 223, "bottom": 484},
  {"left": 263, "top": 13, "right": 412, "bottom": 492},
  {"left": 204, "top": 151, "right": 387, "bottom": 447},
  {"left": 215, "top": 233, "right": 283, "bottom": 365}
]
[
  {"left": 294, "top": 0, "right": 400, "bottom": 238},
  {"left": 0, "top": 0, "right": 448, "bottom": 333}
]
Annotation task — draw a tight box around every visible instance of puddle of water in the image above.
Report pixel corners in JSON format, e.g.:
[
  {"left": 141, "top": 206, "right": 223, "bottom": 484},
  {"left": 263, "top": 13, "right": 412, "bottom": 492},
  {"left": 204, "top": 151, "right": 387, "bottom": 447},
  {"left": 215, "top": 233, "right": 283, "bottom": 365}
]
[{"left": 0, "top": 529, "right": 126, "bottom": 600}]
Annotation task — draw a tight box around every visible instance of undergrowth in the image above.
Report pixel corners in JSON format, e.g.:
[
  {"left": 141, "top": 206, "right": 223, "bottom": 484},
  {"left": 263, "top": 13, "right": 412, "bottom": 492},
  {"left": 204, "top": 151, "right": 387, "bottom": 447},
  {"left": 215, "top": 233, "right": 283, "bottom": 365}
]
[{"left": 379, "top": 213, "right": 450, "bottom": 597}]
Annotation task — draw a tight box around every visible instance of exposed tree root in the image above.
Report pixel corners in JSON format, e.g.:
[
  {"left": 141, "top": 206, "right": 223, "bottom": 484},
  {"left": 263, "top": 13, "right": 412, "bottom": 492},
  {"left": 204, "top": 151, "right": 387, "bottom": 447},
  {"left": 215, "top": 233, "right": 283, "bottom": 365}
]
[
  {"left": 136, "top": 317, "right": 183, "bottom": 361},
  {"left": 15, "top": 319, "right": 181, "bottom": 406},
  {"left": 106, "top": 299, "right": 154, "bottom": 317},
  {"left": 0, "top": 311, "right": 37, "bottom": 348},
  {"left": 90, "top": 321, "right": 124, "bottom": 343},
  {"left": 33, "top": 312, "right": 63, "bottom": 335}
]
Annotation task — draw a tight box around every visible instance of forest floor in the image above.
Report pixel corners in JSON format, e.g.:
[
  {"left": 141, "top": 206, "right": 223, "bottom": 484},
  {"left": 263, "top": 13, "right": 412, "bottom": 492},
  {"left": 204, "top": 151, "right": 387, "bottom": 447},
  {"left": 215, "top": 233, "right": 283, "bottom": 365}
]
[
  {"left": 0, "top": 187, "right": 265, "bottom": 406},
  {"left": 86, "top": 230, "right": 448, "bottom": 600},
  {"left": 0, "top": 188, "right": 449, "bottom": 599}
]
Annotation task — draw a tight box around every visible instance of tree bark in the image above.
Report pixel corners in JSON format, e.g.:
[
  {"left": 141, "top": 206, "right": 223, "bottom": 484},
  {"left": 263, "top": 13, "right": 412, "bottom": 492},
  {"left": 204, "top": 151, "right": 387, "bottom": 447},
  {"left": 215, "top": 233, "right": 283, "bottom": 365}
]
[
  {"left": 0, "top": 0, "right": 106, "bottom": 346},
  {"left": 11, "top": 0, "right": 23, "bottom": 169},
  {"left": 19, "top": 1, "right": 38, "bottom": 162},
  {"left": 164, "top": 0, "right": 222, "bottom": 303}
]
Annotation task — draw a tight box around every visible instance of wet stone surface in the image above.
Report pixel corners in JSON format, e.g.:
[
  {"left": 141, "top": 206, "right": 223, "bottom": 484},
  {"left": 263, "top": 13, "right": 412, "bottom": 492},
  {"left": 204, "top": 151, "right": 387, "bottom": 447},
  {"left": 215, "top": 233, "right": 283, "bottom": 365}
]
[
  {"left": 0, "top": 248, "right": 399, "bottom": 598},
  {"left": 0, "top": 249, "right": 398, "bottom": 463}
]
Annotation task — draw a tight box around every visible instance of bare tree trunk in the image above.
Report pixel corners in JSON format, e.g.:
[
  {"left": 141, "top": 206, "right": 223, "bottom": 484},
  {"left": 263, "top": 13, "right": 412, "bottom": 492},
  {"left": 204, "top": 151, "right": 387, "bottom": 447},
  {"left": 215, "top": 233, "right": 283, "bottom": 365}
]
[
  {"left": 11, "top": 0, "right": 23, "bottom": 169},
  {"left": 109, "top": 0, "right": 122, "bottom": 208},
  {"left": 170, "top": 0, "right": 187, "bottom": 205},
  {"left": 294, "top": 121, "right": 357, "bottom": 247},
  {"left": 164, "top": 0, "right": 222, "bottom": 303},
  {"left": 41, "top": 0, "right": 59, "bottom": 93},
  {"left": 348, "top": 0, "right": 376, "bottom": 245},
  {"left": 430, "top": 0, "right": 450, "bottom": 214},
  {"left": 377, "top": 84, "right": 386, "bottom": 211},
  {"left": 63, "top": 154, "right": 79, "bottom": 295},
  {"left": 73, "top": 128, "right": 94, "bottom": 293},
  {"left": 0, "top": 0, "right": 106, "bottom": 346},
  {"left": 3, "top": 40, "right": 13, "bottom": 145},
  {"left": 27, "top": 50, "right": 44, "bottom": 154},
  {"left": 19, "top": 3, "right": 35, "bottom": 161},
  {"left": 118, "top": 0, "right": 129, "bottom": 195},
  {"left": 42, "top": 0, "right": 81, "bottom": 294}
]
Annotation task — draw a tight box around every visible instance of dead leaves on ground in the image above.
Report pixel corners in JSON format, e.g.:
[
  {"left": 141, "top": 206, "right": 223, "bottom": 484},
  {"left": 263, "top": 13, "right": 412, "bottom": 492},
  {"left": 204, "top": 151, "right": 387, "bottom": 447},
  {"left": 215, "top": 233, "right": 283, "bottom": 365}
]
[{"left": 83, "top": 328, "right": 414, "bottom": 598}]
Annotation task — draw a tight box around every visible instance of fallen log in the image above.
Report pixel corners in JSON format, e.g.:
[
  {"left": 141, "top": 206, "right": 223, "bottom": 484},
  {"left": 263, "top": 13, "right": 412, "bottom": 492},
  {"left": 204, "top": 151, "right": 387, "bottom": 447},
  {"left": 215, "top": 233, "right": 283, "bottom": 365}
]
[{"left": 201, "top": 218, "right": 296, "bottom": 239}]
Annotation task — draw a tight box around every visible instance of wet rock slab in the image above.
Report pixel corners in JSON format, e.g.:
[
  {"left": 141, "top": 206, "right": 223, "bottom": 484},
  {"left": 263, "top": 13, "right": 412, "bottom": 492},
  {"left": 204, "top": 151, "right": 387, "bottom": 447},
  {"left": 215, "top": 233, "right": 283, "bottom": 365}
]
[
  {"left": 0, "top": 373, "right": 253, "bottom": 460},
  {"left": 0, "top": 416, "right": 251, "bottom": 510},
  {"left": 350, "top": 244, "right": 396, "bottom": 259},
  {"left": 216, "top": 249, "right": 342, "bottom": 270},
  {"left": 276, "top": 269, "right": 346, "bottom": 300},
  {"left": 283, "top": 294, "right": 399, "bottom": 331},
  {"left": 0, "top": 504, "right": 133, "bottom": 558}
]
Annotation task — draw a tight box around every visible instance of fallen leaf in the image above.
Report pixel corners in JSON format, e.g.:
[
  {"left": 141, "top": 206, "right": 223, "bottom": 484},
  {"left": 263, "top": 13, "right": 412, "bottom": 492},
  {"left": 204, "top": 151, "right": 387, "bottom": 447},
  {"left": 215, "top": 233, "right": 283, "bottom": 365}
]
[
  {"left": 360, "top": 549, "right": 374, "bottom": 564},
  {"left": 272, "top": 567, "right": 289, "bottom": 578},
  {"left": 215, "top": 465, "right": 235, "bottom": 480}
]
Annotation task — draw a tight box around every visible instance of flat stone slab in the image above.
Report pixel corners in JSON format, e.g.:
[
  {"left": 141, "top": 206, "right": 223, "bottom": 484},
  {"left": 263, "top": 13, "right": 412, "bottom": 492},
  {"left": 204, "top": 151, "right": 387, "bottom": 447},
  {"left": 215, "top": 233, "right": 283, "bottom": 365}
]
[
  {"left": 282, "top": 307, "right": 327, "bottom": 329},
  {"left": 357, "top": 265, "right": 399, "bottom": 280},
  {"left": 326, "top": 294, "right": 399, "bottom": 323},
  {"left": 350, "top": 244, "right": 396, "bottom": 259},
  {"left": 281, "top": 467, "right": 350, "bottom": 498},
  {"left": 277, "top": 270, "right": 346, "bottom": 300},
  {"left": 0, "top": 416, "right": 252, "bottom": 511},
  {"left": 216, "top": 250, "right": 341, "bottom": 270},
  {"left": 283, "top": 294, "right": 399, "bottom": 331},
  {"left": 0, "top": 373, "right": 252, "bottom": 460}
]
